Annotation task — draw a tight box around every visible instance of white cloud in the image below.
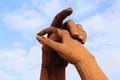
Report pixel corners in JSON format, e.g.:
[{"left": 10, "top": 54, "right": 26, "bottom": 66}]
[
  {"left": 91, "top": 0, "right": 111, "bottom": 5},
  {"left": 90, "top": 47, "right": 120, "bottom": 80},
  {"left": 66, "top": 64, "right": 81, "bottom": 80},
  {"left": 21, "top": 68, "right": 40, "bottom": 80},
  {"left": 0, "top": 49, "right": 26, "bottom": 62},
  {"left": 31, "top": 0, "right": 40, "bottom": 6},
  {"left": 4, "top": 7, "right": 47, "bottom": 33},
  {"left": 0, "top": 71, "right": 15, "bottom": 80},
  {"left": 13, "top": 42, "right": 22, "bottom": 48},
  {"left": 38, "top": 0, "right": 63, "bottom": 19},
  {"left": 0, "top": 46, "right": 41, "bottom": 80},
  {"left": 28, "top": 46, "right": 42, "bottom": 63},
  {"left": 73, "top": 2, "right": 96, "bottom": 18},
  {"left": 81, "top": 14, "right": 105, "bottom": 34},
  {"left": 98, "top": 48, "right": 120, "bottom": 73}
]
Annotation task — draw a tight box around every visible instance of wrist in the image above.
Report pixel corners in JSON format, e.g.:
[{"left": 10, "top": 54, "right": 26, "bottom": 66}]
[
  {"left": 74, "top": 56, "right": 108, "bottom": 80},
  {"left": 75, "top": 55, "right": 95, "bottom": 65}
]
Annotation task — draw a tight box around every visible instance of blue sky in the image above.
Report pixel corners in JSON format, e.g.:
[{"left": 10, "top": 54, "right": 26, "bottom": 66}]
[{"left": 0, "top": 0, "right": 120, "bottom": 80}]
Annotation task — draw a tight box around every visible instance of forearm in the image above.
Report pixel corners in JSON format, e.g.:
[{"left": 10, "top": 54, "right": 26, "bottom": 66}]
[
  {"left": 54, "top": 67, "right": 66, "bottom": 80},
  {"left": 75, "top": 57, "right": 108, "bottom": 80},
  {"left": 40, "top": 66, "right": 66, "bottom": 80},
  {"left": 40, "top": 67, "right": 48, "bottom": 80}
]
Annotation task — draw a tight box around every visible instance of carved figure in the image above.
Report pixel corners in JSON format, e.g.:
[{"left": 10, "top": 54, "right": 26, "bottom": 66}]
[{"left": 37, "top": 8, "right": 108, "bottom": 80}]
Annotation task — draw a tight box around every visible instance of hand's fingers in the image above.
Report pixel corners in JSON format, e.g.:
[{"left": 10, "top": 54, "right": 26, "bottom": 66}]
[
  {"left": 62, "top": 20, "right": 79, "bottom": 38},
  {"left": 36, "top": 36, "right": 63, "bottom": 53},
  {"left": 62, "top": 20, "right": 87, "bottom": 44},
  {"left": 76, "top": 24, "right": 87, "bottom": 44},
  {"left": 37, "top": 27, "right": 63, "bottom": 41},
  {"left": 76, "top": 24, "right": 83, "bottom": 30},
  {"left": 76, "top": 24, "right": 87, "bottom": 36},
  {"left": 51, "top": 8, "right": 73, "bottom": 28},
  {"left": 37, "top": 27, "right": 57, "bottom": 36}
]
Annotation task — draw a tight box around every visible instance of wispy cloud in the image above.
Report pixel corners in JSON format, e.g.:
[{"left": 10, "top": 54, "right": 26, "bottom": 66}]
[
  {"left": 3, "top": 4, "right": 47, "bottom": 34},
  {"left": 38, "top": 0, "right": 63, "bottom": 18},
  {"left": 66, "top": 64, "right": 81, "bottom": 80},
  {"left": 0, "top": 70, "right": 15, "bottom": 80},
  {"left": 0, "top": 46, "right": 41, "bottom": 80}
]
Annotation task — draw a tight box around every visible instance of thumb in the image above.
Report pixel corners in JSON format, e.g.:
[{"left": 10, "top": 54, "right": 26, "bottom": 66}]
[{"left": 36, "top": 36, "right": 63, "bottom": 52}]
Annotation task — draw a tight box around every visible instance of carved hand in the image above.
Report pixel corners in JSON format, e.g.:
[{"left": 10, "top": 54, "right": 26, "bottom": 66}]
[
  {"left": 37, "top": 20, "right": 89, "bottom": 65},
  {"left": 37, "top": 20, "right": 108, "bottom": 80}
]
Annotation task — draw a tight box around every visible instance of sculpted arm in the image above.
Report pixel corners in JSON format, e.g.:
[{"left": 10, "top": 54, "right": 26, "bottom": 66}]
[
  {"left": 37, "top": 21, "right": 108, "bottom": 80},
  {"left": 39, "top": 8, "right": 73, "bottom": 80}
]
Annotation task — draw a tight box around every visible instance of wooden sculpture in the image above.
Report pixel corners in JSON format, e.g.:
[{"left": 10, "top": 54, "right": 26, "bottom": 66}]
[{"left": 37, "top": 8, "right": 108, "bottom": 80}]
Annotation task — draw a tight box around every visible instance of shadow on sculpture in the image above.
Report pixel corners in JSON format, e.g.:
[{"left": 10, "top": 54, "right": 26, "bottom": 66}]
[{"left": 37, "top": 8, "right": 108, "bottom": 80}]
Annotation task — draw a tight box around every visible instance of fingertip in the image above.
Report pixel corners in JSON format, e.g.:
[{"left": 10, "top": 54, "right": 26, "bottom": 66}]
[
  {"left": 66, "top": 7, "right": 73, "bottom": 14},
  {"left": 36, "top": 36, "right": 40, "bottom": 41},
  {"left": 67, "top": 19, "right": 73, "bottom": 23},
  {"left": 67, "top": 7, "right": 72, "bottom": 11},
  {"left": 36, "top": 36, "right": 43, "bottom": 42},
  {"left": 76, "top": 24, "right": 83, "bottom": 30},
  {"left": 66, "top": 20, "right": 76, "bottom": 26},
  {"left": 37, "top": 32, "right": 41, "bottom": 36},
  {"left": 37, "top": 31, "right": 45, "bottom": 36}
]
